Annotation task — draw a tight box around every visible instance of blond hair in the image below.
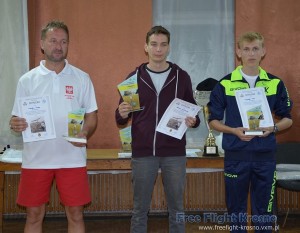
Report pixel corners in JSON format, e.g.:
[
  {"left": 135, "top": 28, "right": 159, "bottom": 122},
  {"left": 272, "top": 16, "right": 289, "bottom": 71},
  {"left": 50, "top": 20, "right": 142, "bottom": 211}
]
[{"left": 237, "top": 32, "right": 264, "bottom": 48}]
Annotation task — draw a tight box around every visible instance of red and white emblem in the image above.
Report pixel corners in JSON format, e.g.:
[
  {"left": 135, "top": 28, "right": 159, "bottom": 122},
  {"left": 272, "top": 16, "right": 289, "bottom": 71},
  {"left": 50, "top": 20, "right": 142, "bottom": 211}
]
[{"left": 66, "top": 86, "right": 73, "bottom": 94}]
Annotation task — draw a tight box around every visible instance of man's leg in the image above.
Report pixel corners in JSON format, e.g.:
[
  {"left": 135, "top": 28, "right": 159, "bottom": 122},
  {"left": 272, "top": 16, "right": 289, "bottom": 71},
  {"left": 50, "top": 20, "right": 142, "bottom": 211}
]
[
  {"left": 251, "top": 160, "right": 276, "bottom": 233},
  {"left": 224, "top": 160, "right": 251, "bottom": 233},
  {"left": 65, "top": 205, "right": 85, "bottom": 233},
  {"left": 55, "top": 167, "right": 91, "bottom": 233},
  {"left": 24, "top": 205, "right": 46, "bottom": 233},
  {"left": 131, "top": 156, "right": 159, "bottom": 233},
  {"left": 17, "top": 169, "right": 54, "bottom": 233},
  {"left": 160, "top": 156, "right": 186, "bottom": 233}
]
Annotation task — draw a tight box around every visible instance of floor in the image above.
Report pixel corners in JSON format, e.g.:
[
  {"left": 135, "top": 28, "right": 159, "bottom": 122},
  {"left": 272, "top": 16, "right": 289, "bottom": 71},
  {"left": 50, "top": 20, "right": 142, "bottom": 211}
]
[{"left": 3, "top": 214, "right": 300, "bottom": 232}]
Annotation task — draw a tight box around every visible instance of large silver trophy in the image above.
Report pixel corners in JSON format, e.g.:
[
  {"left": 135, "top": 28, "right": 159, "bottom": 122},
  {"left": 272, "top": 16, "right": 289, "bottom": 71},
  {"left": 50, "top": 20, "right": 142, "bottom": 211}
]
[{"left": 194, "top": 78, "right": 219, "bottom": 157}]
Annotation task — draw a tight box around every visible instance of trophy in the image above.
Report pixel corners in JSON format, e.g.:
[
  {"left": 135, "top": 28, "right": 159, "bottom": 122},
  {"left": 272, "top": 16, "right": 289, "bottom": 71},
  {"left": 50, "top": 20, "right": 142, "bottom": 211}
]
[{"left": 193, "top": 78, "right": 219, "bottom": 157}]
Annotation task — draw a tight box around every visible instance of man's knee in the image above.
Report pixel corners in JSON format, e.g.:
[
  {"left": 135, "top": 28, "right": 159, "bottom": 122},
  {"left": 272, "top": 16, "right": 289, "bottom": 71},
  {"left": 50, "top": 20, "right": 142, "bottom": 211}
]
[
  {"left": 26, "top": 205, "right": 45, "bottom": 223},
  {"left": 65, "top": 206, "right": 84, "bottom": 222}
]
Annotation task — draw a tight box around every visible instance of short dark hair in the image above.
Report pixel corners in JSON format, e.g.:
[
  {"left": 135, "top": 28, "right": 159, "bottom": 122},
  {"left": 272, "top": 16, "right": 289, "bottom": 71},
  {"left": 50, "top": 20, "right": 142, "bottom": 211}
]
[
  {"left": 146, "top": 26, "right": 170, "bottom": 44},
  {"left": 41, "top": 20, "right": 69, "bottom": 40}
]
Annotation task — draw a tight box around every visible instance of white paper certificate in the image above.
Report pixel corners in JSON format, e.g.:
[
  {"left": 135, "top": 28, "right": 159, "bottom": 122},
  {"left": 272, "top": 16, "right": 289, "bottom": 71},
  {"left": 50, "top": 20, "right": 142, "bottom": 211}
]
[
  {"left": 18, "top": 95, "right": 56, "bottom": 142},
  {"left": 156, "top": 98, "right": 200, "bottom": 139},
  {"left": 235, "top": 87, "right": 273, "bottom": 129}
]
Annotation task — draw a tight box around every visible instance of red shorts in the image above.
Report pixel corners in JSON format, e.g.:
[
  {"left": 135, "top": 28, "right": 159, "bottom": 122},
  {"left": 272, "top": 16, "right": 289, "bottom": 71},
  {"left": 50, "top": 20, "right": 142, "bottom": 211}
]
[{"left": 17, "top": 167, "right": 91, "bottom": 207}]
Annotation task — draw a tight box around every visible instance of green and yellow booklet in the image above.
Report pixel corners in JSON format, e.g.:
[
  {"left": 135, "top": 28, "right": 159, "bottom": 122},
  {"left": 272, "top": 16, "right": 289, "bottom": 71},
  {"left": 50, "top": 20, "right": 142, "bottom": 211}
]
[
  {"left": 119, "top": 126, "right": 132, "bottom": 151},
  {"left": 63, "top": 108, "right": 86, "bottom": 143},
  {"left": 117, "top": 74, "right": 142, "bottom": 111}
]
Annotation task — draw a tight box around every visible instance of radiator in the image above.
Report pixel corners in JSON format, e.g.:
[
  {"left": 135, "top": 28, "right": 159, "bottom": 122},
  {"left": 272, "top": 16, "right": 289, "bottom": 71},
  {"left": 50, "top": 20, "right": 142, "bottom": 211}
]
[{"left": 3, "top": 171, "right": 299, "bottom": 218}]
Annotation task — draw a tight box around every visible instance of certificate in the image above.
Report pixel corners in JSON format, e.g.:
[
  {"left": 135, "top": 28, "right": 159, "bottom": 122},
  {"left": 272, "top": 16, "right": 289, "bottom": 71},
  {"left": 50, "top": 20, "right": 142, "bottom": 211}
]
[
  {"left": 156, "top": 98, "right": 200, "bottom": 139},
  {"left": 235, "top": 87, "right": 273, "bottom": 135},
  {"left": 18, "top": 95, "right": 56, "bottom": 142}
]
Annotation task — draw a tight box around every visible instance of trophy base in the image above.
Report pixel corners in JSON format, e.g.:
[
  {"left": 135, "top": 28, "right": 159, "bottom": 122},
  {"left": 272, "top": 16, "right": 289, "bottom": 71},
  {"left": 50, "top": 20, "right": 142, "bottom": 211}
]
[
  {"left": 203, "top": 145, "right": 219, "bottom": 157},
  {"left": 244, "top": 130, "right": 263, "bottom": 136}
]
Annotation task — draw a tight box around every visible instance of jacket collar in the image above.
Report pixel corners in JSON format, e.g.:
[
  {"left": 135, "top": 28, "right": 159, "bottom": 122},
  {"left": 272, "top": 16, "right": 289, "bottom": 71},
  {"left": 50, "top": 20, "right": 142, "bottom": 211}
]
[{"left": 231, "top": 65, "right": 270, "bottom": 81}]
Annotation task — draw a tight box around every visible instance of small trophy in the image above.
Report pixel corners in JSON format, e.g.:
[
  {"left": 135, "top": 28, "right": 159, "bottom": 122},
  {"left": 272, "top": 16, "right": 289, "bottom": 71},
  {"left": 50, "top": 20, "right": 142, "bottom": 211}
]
[
  {"left": 194, "top": 91, "right": 219, "bottom": 156},
  {"left": 194, "top": 78, "right": 219, "bottom": 157},
  {"left": 202, "top": 105, "right": 219, "bottom": 156}
]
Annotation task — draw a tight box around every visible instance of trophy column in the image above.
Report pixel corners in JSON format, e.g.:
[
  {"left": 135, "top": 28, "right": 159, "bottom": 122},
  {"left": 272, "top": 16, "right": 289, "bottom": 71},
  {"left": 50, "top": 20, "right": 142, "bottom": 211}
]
[
  {"left": 194, "top": 86, "right": 219, "bottom": 157},
  {"left": 202, "top": 106, "right": 219, "bottom": 156}
]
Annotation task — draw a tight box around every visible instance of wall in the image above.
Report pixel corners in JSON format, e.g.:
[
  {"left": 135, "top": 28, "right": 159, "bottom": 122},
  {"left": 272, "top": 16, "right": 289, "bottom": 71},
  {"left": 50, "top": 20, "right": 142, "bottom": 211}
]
[
  {"left": 27, "top": 0, "right": 152, "bottom": 148},
  {"left": 26, "top": 1, "right": 300, "bottom": 149},
  {"left": 235, "top": 0, "right": 300, "bottom": 143}
]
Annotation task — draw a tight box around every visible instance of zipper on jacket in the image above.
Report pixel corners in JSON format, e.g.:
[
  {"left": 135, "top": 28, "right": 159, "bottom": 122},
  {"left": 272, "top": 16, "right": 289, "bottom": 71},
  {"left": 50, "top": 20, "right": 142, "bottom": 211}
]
[
  {"left": 140, "top": 69, "right": 179, "bottom": 156},
  {"left": 153, "top": 94, "right": 159, "bottom": 156},
  {"left": 140, "top": 76, "right": 158, "bottom": 156}
]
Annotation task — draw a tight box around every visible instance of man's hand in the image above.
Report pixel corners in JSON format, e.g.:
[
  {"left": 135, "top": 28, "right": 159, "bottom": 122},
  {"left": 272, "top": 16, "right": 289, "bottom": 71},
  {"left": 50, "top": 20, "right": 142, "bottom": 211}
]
[
  {"left": 69, "top": 131, "right": 87, "bottom": 147},
  {"left": 258, "top": 126, "right": 274, "bottom": 138},
  {"left": 233, "top": 127, "right": 256, "bottom": 141},
  {"left": 185, "top": 116, "right": 197, "bottom": 128},
  {"left": 9, "top": 116, "right": 28, "bottom": 132},
  {"left": 118, "top": 102, "right": 133, "bottom": 119}
]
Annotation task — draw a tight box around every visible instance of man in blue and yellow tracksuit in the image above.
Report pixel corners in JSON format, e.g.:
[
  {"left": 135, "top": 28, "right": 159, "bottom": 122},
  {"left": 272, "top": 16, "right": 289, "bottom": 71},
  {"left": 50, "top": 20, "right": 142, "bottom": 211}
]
[{"left": 208, "top": 32, "right": 293, "bottom": 233}]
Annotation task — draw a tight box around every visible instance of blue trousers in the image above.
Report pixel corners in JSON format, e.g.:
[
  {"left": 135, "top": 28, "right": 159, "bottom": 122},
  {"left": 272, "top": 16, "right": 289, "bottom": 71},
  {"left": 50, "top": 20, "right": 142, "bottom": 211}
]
[
  {"left": 130, "top": 156, "right": 186, "bottom": 233},
  {"left": 224, "top": 159, "right": 276, "bottom": 233}
]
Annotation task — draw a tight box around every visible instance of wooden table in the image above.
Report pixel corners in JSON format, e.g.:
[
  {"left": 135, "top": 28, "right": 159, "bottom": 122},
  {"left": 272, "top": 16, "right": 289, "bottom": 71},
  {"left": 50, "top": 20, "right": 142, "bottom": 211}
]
[{"left": 0, "top": 149, "right": 224, "bottom": 232}]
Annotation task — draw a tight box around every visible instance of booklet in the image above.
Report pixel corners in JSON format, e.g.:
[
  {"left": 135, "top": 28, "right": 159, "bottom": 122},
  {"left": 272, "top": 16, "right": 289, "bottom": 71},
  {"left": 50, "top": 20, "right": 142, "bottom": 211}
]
[
  {"left": 117, "top": 74, "right": 143, "bottom": 112},
  {"left": 18, "top": 95, "right": 56, "bottom": 142},
  {"left": 156, "top": 98, "right": 201, "bottom": 139},
  {"left": 63, "top": 108, "right": 86, "bottom": 143},
  {"left": 235, "top": 87, "right": 273, "bottom": 135},
  {"left": 119, "top": 126, "right": 132, "bottom": 151}
]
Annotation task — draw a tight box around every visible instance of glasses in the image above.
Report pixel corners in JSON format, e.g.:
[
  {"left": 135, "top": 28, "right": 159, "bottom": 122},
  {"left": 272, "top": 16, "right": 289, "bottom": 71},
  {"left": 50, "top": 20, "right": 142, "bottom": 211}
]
[{"left": 241, "top": 47, "right": 261, "bottom": 55}]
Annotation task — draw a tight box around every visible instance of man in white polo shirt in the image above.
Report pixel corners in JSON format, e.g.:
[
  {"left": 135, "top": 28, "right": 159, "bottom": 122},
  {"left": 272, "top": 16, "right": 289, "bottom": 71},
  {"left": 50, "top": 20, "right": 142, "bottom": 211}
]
[{"left": 9, "top": 20, "right": 98, "bottom": 233}]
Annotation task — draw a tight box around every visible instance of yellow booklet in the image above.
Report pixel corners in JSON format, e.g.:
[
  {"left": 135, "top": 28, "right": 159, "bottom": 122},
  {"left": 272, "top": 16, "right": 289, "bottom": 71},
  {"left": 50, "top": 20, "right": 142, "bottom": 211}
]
[
  {"left": 119, "top": 126, "right": 132, "bottom": 151},
  {"left": 117, "top": 74, "right": 143, "bottom": 111},
  {"left": 63, "top": 108, "right": 86, "bottom": 143}
]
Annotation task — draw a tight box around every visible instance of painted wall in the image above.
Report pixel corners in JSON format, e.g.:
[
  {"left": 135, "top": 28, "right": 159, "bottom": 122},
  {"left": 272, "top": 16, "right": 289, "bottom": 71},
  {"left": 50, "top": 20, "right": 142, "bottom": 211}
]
[
  {"left": 27, "top": 0, "right": 299, "bottom": 149},
  {"left": 27, "top": 0, "right": 152, "bottom": 148},
  {"left": 236, "top": 0, "right": 300, "bottom": 143}
]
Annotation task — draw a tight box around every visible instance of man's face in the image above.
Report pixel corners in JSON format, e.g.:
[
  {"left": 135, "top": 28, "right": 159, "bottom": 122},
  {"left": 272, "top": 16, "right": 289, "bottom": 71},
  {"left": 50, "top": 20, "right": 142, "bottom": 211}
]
[
  {"left": 237, "top": 39, "right": 266, "bottom": 68},
  {"left": 40, "top": 28, "right": 69, "bottom": 63},
  {"left": 144, "top": 34, "right": 170, "bottom": 63}
]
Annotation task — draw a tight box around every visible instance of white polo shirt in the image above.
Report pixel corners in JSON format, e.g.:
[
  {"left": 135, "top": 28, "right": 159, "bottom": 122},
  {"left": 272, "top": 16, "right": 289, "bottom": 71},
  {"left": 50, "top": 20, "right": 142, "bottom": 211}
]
[{"left": 11, "top": 60, "right": 98, "bottom": 169}]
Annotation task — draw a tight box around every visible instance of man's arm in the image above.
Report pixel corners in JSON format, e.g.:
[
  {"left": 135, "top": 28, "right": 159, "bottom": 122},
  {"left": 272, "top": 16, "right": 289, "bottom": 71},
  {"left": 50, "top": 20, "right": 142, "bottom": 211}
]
[
  {"left": 80, "top": 111, "right": 98, "bottom": 139},
  {"left": 272, "top": 117, "right": 293, "bottom": 133},
  {"left": 71, "top": 110, "right": 98, "bottom": 147}
]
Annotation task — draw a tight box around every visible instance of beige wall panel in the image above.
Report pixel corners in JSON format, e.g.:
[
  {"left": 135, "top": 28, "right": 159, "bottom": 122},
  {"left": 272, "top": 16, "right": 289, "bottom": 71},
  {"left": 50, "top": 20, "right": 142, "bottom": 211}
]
[
  {"left": 235, "top": 0, "right": 300, "bottom": 142},
  {"left": 28, "top": 0, "right": 152, "bottom": 148}
]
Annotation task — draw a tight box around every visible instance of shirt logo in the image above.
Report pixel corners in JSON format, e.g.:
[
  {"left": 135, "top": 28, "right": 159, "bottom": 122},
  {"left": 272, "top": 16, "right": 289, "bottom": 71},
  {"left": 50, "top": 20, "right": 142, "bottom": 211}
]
[
  {"left": 66, "top": 86, "right": 73, "bottom": 94},
  {"left": 65, "top": 85, "right": 74, "bottom": 99}
]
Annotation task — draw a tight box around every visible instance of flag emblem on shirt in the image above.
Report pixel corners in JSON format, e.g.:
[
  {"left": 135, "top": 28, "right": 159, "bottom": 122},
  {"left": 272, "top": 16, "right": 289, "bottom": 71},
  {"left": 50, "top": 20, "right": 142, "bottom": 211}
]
[{"left": 66, "top": 86, "right": 73, "bottom": 94}]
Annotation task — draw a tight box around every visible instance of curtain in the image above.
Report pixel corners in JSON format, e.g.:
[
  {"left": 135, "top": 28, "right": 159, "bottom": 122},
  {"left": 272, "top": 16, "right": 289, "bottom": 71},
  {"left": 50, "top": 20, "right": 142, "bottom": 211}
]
[
  {"left": 0, "top": 0, "right": 29, "bottom": 146},
  {"left": 153, "top": 0, "right": 234, "bottom": 150}
]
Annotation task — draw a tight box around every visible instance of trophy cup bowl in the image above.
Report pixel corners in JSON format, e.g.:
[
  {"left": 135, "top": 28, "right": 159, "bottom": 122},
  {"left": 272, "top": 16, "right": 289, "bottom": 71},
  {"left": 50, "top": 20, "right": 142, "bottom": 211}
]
[{"left": 194, "top": 90, "right": 219, "bottom": 157}]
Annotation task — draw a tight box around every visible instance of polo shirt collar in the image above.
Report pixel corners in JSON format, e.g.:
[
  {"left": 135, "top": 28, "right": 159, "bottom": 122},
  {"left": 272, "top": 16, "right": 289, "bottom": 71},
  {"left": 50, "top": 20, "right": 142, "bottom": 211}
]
[{"left": 39, "top": 59, "right": 72, "bottom": 75}]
